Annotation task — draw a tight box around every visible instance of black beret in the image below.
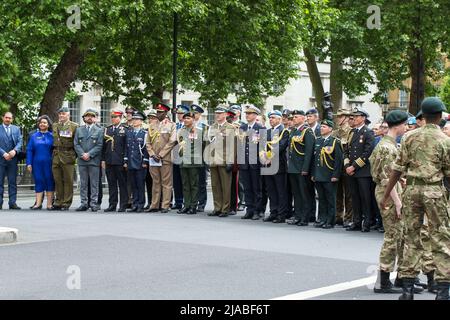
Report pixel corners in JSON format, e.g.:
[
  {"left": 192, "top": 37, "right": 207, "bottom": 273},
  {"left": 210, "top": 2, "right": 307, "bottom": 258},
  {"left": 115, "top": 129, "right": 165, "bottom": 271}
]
[
  {"left": 291, "top": 110, "right": 305, "bottom": 116},
  {"left": 421, "top": 97, "right": 446, "bottom": 114},
  {"left": 385, "top": 110, "right": 408, "bottom": 126}
]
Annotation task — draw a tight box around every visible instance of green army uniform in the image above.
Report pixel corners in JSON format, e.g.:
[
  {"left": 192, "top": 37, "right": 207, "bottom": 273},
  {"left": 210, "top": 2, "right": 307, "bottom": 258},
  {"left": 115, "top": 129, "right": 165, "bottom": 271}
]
[
  {"left": 205, "top": 109, "right": 236, "bottom": 217},
  {"left": 391, "top": 98, "right": 450, "bottom": 300},
  {"left": 52, "top": 119, "right": 79, "bottom": 209},
  {"left": 332, "top": 117, "right": 353, "bottom": 225},
  {"left": 287, "top": 120, "right": 315, "bottom": 225},
  {"left": 312, "top": 129, "right": 343, "bottom": 228},
  {"left": 370, "top": 134, "right": 405, "bottom": 293},
  {"left": 177, "top": 122, "right": 206, "bottom": 214}
]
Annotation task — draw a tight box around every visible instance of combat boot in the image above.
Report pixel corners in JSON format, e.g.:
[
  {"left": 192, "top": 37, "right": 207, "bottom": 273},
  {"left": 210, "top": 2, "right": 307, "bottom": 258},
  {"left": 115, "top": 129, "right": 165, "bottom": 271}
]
[
  {"left": 374, "top": 271, "right": 402, "bottom": 294},
  {"left": 398, "top": 278, "right": 415, "bottom": 300},
  {"left": 426, "top": 271, "right": 438, "bottom": 293},
  {"left": 435, "top": 282, "right": 450, "bottom": 300},
  {"left": 394, "top": 276, "right": 424, "bottom": 293}
]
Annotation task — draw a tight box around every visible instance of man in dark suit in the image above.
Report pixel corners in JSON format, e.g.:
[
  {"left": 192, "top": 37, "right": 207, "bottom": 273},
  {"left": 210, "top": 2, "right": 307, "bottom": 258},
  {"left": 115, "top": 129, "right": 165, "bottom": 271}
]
[
  {"left": 0, "top": 112, "right": 23, "bottom": 210},
  {"left": 260, "top": 110, "right": 290, "bottom": 223},
  {"left": 238, "top": 106, "right": 264, "bottom": 220},
  {"left": 286, "top": 110, "right": 315, "bottom": 226},
  {"left": 344, "top": 108, "right": 375, "bottom": 232}
]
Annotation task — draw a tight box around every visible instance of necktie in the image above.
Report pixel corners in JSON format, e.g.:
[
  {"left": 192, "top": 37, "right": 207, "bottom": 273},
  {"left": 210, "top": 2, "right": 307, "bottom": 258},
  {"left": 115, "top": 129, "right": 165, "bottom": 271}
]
[{"left": 5, "top": 126, "right": 10, "bottom": 136}]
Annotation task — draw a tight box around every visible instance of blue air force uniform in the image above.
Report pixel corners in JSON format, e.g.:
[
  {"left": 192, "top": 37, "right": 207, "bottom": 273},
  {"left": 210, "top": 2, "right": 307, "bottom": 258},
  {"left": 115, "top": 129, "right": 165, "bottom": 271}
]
[
  {"left": 125, "top": 115, "right": 149, "bottom": 211},
  {"left": 26, "top": 131, "right": 55, "bottom": 193}
]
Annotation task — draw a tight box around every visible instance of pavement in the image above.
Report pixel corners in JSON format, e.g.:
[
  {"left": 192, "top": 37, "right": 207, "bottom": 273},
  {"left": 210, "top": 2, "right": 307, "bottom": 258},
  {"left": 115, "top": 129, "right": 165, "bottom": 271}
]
[{"left": 0, "top": 194, "right": 437, "bottom": 300}]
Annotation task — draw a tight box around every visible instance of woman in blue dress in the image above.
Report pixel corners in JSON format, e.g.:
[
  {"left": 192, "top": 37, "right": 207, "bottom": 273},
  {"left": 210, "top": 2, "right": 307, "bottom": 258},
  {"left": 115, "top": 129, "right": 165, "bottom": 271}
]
[{"left": 26, "top": 115, "right": 55, "bottom": 210}]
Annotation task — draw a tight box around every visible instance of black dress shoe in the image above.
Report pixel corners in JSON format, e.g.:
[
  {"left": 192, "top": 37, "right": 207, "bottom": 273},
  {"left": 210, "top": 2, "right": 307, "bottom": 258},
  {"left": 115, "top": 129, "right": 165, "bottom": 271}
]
[
  {"left": 91, "top": 207, "right": 99, "bottom": 212},
  {"left": 263, "top": 215, "right": 276, "bottom": 222},
  {"left": 178, "top": 207, "right": 190, "bottom": 214},
  {"left": 197, "top": 206, "right": 205, "bottom": 213},
  {"left": 136, "top": 208, "right": 144, "bottom": 213},
  {"left": 322, "top": 224, "right": 334, "bottom": 229},
  {"left": 160, "top": 208, "right": 170, "bottom": 213},
  {"left": 272, "top": 218, "right": 286, "bottom": 223},
  {"left": 241, "top": 212, "right": 253, "bottom": 219},
  {"left": 361, "top": 227, "right": 370, "bottom": 232},
  {"left": 76, "top": 205, "right": 89, "bottom": 212},
  {"left": 117, "top": 207, "right": 126, "bottom": 212},
  {"left": 218, "top": 212, "right": 228, "bottom": 217},
  {"left": 31, "top": 205, "right": 42, "bottom": 210},
  {"left": 127, "top": 207, "right": 138, "bottom": 212},
  {"left": 50, "top": 205, "right": 62, "bottom": 211},
  {"left": 147, "top": 208, "right": 159, "bottom": 213},
  {"left": 208, "top": 211, "right": 221, "bottom": 216},
  {"left": 229, "top": 211, "right": 237, "bottom": 216},
  {"left": 287, "top": 218, "right": 300, "bottom": 225},
  {"left": 104, "top": 206, "right": 116, "bottom": 212},
  {"left": 346, "top": 225, "right": 362, "bottom": 231},
  {"left": 60, "top": 207, "right": 69, "bottom": 211},
  {"left": 143, "top": 204, "right": 151, "bottom": 210},
  {"left": 187, "top": 208, "right": 197, "bottom": 215},
  {"left": 297, "top": 222, "right": 308, "bottom": 226},
  {"left": 9, "top": 204, "right": 21, "bottom": 210},
  {"left": 314, "top": 222, "right": 325, "bottom": 228},
  {"left": 251, "top": 213, "right": 261, "bottom": 220}
]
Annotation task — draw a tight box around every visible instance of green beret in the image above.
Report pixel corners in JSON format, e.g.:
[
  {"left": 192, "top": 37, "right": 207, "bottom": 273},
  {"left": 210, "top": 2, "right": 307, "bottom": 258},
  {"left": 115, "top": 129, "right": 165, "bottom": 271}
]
[
  {"left": 421, "top": 97, "right": 446, "bottom": 114},
  {"left": 385, "top": 110, "right": 408, "bottom": 126},
  {"left": 321, "top": 119, "right": 334, "bottom": 129},
  {"left": 58, "top": 106, "right": 70, "bottom": 113}
]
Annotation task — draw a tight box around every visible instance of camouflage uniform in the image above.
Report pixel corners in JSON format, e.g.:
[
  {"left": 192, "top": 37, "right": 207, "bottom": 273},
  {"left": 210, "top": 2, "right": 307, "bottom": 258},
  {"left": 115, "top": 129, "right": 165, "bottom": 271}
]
[
  {"left": 369, "top": 135, "right": 403, "bottom": 272},
  {"left": 392, "top": 124, "right": 450, "bottom": 282}
]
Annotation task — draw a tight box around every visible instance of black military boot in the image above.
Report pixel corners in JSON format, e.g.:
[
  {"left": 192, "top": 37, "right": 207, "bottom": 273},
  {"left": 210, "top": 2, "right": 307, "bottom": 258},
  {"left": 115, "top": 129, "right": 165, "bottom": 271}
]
[
  {"left": 435, "top": 282, "right": 450, "bottom": 300},
  {"left": 374, "top": 271, "right": 403, "bottom": 294},
  {"left": 426, "top": 271, "right": 438, "bottom": 293},
  {"left": 399, "top": 278, "right": 415, "bottom": 300},
  {"left": 394, "top": 276, "right": 424, "bottom": 293}
]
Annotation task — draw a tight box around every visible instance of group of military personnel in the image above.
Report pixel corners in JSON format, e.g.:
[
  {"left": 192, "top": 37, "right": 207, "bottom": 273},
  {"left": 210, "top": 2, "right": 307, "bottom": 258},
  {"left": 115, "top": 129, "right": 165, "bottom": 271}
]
[{"left": 4, "top": 91, "right": 448, "bottom": 300}]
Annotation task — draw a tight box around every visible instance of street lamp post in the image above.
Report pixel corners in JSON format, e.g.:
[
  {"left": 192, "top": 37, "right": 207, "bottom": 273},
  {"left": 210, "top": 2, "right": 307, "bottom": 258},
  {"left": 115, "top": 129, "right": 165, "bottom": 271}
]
[
  {"left": 381, "top": 94, "right": 389, "bottom": 118},
  {"left": 172, "top": 12, "right": 178, "bottom": 122}
]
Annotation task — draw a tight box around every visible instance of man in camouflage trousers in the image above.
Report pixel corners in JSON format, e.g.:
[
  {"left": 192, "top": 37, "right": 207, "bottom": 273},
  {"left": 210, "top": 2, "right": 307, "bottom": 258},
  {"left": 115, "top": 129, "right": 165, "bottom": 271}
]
[
  {"left": 382, "top": 97, "right": 450, "bottom": 300},
  {"left": 370, "top": 110, "right": 408, "bottom": 294}
]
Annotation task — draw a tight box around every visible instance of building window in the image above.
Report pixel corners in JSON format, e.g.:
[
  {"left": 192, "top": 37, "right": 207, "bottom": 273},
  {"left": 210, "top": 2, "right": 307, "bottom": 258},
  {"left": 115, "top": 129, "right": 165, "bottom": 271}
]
[
  {"left": 181, "top": 100, "right": 193, "bottom": 107},
  {"left": 68, "top": 96, "right": 81, "bottom": 123},
  {"left": 100, "top": 97, "right": 113, "bottom": 127},
  {"left": 399, "top": 90, "right": 409, "bottom": 108},
  {"left": 206, "top": 107, "right": 215, "bottom": 125},
  {"left": 273, "top": 105, "right": 283, "bottom": 112}
]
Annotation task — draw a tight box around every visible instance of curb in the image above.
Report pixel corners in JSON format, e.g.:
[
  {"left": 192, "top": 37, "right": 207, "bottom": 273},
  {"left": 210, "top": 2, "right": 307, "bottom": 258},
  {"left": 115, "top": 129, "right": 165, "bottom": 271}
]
[{"left": 0, "top": 227, "right": 18, "bottom": 244}]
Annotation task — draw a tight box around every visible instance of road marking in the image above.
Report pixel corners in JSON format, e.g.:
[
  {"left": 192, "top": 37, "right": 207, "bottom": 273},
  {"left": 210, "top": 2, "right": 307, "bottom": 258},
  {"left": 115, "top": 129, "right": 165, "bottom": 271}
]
[{"left": 272, "top": 273, "right": 397, "bottom": 300}]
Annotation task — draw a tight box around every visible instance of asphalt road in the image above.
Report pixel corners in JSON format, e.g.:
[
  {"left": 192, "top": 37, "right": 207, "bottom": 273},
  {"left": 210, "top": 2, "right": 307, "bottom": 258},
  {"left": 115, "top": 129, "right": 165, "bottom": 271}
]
[{"left": 0, "top": 194, "right": 436, "bottom": 300}]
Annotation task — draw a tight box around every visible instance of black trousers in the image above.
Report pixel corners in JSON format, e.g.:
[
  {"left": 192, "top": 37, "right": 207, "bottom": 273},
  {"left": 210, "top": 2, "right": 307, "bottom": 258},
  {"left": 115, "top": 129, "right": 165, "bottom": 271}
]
[
  {"left": 349, "top": 176, "right": 373, "bottom": 228},
  {"left": 264, "top": 173, "right": 288, "bottom": 218},
  {"left": 145, "top": 169, "right": 153, "bottom": 206},
  {"left": 197, "top": 166, "right": 207, "bottom": 208},
  {"left": 129, "top": 168, "right": 147, "bottom": 209},
  {"left": 289, "top": 173, "right": 314, "bottom": 223},
  {"left": 88, "top": 165, "right": 103, "bottom": 206},
  {"left": 316, "top": 181, "right": 338, "bottom": 225},
  {"left": 240, "top": 168, "right": 261, "bottom": 215},
  {"left": 306, "top": 177, "right": 317, "bottom": 222},
  {"left": 172, "top": 164, "right": 183, "bottom": 207},
  {"left": 257, "top": 175, "right": 268, "bottom": 215},
  {"left": 105, "top": 164, "right": 128, "bottom": 209},
  {"left": 286, "top": 173, "right": 293, "bottom": 218},
  {"left": 370, "top": 180, "right": 381, "bottom": 226}
]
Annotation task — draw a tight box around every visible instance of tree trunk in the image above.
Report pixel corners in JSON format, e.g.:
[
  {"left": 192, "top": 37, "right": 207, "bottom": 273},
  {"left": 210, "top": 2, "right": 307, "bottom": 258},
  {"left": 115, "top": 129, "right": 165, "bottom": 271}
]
[
  {"left": 330, "top": 58, "right": 343, "bottom": 113},
  {"left": 304, "top": 48, "right": 324, "bottom": 116},
  {"left": 39, "top": 42, "right": 88, "bottom": 121},
  {"left": 408, "top": 47, "right": 425, "bottom": 115}
]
